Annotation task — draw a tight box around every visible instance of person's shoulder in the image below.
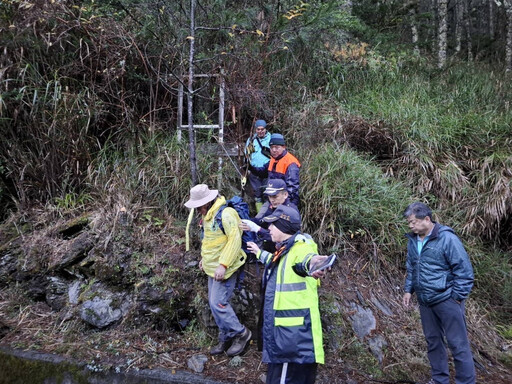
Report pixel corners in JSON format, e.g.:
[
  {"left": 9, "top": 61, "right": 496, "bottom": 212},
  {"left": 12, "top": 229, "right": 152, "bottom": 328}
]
[
  {"left": 284, "top": 151, "right": 301, "bottom": 164},
  {"left": 284, "top": 200, "right": 297, "bottom": 210},
  {"left": 221, "top": 205, "right": 238, "bottom": 216},
  {"left": 437, "top": 224, "right": 457, "bottom": 237},
  {"left": 294, "top": 233, "right": 316, "bottom": 246},
  {"left": 437, "top": 224, "right": 464, "bottom": 243}
]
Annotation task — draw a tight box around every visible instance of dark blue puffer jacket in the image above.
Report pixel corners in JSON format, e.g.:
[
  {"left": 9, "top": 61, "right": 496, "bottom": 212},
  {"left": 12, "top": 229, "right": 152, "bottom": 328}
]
[{"left": 404, "top": 223, "right": 474, "bottom": 306}]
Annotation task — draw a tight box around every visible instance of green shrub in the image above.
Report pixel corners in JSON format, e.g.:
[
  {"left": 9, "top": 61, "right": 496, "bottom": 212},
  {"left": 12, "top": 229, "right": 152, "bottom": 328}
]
[
  {"left": 470, "top": 247, "right": 512, "bottom": 322},
  {"left": 300, "top": 143, "right": 411, "bottom": 253}
]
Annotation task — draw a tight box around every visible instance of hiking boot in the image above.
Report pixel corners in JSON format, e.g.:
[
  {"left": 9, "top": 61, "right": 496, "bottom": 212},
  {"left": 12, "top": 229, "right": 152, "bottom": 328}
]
[
  {"left": 226, "top": 327, "right": 252, "bottom": 356},
  {"left": 210, "top": 340, "right": 230, "bottom": 355}
]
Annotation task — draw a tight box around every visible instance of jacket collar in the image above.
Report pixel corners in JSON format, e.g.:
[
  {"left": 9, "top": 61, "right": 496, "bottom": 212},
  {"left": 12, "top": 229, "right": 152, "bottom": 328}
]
[
  {"left": 406, "top": 222, "right": 440, "bottom": 240},
  {"left": 204, "top": 196, "right": 226, "bottom": 221},
  {"left": 274, "top": 231, "right": 301, "bottom": 261},
  {"left": 253, "top": 132, "right": 270, "bottom": 140},
  {"left": 272, "top": 149, "right": 288, "bottom": 161}
]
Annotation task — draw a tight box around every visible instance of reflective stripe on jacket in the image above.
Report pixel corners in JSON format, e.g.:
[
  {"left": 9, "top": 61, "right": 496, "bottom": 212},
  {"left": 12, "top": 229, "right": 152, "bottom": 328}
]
[
  {"left": 267, "top": 150, "right": 301, "bottom": 206},
  {"left": 404, "top": 223, "right": 474, "bottom": 306},
  {"left": 201, "top": 196, "right": 246, "bottom": 279},
  {"left": 259, "top": 233, "right": 324, "bottom": 364}
]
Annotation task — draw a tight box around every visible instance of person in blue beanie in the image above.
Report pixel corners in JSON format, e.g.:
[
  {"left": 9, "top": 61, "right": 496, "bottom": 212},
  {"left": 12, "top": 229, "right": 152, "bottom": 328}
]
[
  {"left": 244, "top": 119, "right": 272, "bottom": 212},
  {"left": 267, "top": 133, "right": 301, "bottom": 208}
]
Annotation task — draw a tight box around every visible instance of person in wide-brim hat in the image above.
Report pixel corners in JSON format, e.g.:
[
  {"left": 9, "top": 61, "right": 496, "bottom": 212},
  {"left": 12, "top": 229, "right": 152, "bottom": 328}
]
[
  {"left": 184, "top": 184, "right": 252, "bottom": 357},
  {"left": 184, "top": 184, "right": 219, "bottom": 209}
]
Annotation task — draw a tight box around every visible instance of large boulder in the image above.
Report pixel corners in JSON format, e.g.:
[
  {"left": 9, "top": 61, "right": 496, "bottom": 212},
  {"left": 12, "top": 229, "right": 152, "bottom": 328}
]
[
  {"left": 80, "top": 296, "right": 123, "bottom": 329},
  {"left": 0, "top": 252, "right": 18, "bottom": 287},
  {"left": 50, "top": 232, "right": 96, "bottom": 271},
  {"left": 79, "top": 285, "right": 132, "bottom": 328}
]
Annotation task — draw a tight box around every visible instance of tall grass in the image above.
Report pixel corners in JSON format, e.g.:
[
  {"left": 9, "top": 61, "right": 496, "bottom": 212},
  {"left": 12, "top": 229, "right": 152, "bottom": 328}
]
[
  {"left": 335, "top": 63, "right": 512, "bottom": 151},
  {"left": 300, "top": 143, "right": 412, "bottom": 254},
  {"left": 85, "top": 132, "right": 241, "bottom": 221},
  {"left": 321, "top": 61, "right": 512, "bottom": 241},
  {"left": 312, "top": 59, "right": 512, "bottom": 321},
  {"left": 470, "top": 246, "right": 512, "bottom": 321}
]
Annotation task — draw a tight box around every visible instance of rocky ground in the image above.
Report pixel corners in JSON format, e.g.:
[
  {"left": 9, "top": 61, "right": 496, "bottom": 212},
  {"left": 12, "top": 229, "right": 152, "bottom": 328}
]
[{"left": 1, "top": 209, "right": 511, "bottom": 383}]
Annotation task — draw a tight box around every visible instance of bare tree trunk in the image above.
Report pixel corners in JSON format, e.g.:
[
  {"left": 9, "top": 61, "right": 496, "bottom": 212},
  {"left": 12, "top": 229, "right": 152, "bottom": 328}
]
[
  {"left": 455, "top": 0, "right": 463, "bottom": 53},
  {"left": 409, "top": 4, "right": 420, "bottom": 55},
  {"left": 464, "top": 0, "right": 473, "bottom": 61},
  {"left": 431, "top": 0, "right": 438, "bottom": 53},
  {"left": 438, "top": 0, "right": 448, "bottom": 68},
  {"left": 187, "top": 0, "right": 198, "bottom": 185},
  {"left": 506, "top": 0, "right": 512, "bottom": 72},
  {"left": 489, "top": 0, "right": 495, "bottom": 40}
]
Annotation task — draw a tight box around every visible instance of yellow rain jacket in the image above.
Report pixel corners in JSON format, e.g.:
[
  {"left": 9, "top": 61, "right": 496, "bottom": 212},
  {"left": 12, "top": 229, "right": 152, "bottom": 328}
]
[
  {"left": 201, "top": 196, "right": 246, "bottom": 279},
  {"left": 259, "top": 233, "right": 324, "bottom": 364}
]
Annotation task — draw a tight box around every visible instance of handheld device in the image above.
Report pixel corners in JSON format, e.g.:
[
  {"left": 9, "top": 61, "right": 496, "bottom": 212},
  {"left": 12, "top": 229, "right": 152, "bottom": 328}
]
[{"left": 308, "top": 253, "right": 337, "bottom": 275}]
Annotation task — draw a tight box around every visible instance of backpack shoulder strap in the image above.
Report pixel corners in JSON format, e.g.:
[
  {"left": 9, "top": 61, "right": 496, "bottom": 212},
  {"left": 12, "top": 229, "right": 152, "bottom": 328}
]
[
  {"left": 215, "top": 204, "right": 227, "bottom": 234},
  {"left": 255, "top": 136, "right": 271, "bottom": 159}
]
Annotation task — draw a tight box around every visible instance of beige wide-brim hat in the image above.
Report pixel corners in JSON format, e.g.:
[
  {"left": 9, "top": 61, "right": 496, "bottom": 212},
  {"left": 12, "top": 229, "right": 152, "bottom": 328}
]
[{"left": 184, "top": 184, "right": 219, "bottom": 208}]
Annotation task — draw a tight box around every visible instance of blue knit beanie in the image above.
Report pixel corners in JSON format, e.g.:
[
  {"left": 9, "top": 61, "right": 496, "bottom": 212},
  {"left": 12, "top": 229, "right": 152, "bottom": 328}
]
[
  {"left": 269, "top": 133, "right": 286, "bottom": 146},
  {"left": 255, "top": 120, "right": 267, "bottom": 128}
]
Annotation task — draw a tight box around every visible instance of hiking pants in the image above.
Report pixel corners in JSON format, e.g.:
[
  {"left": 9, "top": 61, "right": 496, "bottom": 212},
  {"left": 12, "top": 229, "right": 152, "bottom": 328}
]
[
  {"left": 419, "top": 298, "right": 476, "bottom": 384},
  {"left": 208, "top": 273, "right": 245, "bottom": 342},
  {"left": 249, "top": 171, "right": 267, "bottom": 202},
  {"left": 266, "top": 362, "right": 317, "bottom": 384}
]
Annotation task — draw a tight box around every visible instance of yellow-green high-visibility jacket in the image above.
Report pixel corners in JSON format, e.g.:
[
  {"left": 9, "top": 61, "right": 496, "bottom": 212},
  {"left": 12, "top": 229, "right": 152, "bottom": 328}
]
[
  {"left": 201, "top": 196, "right": 246, "bottom": 279},
  {"left": 258, "top": 233, "right": 324, "bottom": 364}
]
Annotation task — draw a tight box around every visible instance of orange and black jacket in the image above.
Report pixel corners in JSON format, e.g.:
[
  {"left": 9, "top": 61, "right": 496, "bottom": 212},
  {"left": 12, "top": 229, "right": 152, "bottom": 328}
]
[{"left": 268, "top": 150, "right": 301, "bottom": 206}]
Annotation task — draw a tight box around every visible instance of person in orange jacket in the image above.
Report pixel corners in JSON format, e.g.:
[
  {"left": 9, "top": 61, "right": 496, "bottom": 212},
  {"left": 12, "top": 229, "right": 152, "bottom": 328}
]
[{"left": 267, "top": 133, "right": 301, "bottom": 207}]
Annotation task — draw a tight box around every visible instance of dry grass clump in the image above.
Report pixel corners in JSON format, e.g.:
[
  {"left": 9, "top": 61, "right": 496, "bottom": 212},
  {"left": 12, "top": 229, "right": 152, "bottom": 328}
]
[
  {"left": 85, "top": 134, "right": 193, "bottom": 221},
  {"left": 463, "top": 150, "right": 512, "bottom": 239},
  {"left": 282, "top": 101, "right": 400, "bottom": 161}
]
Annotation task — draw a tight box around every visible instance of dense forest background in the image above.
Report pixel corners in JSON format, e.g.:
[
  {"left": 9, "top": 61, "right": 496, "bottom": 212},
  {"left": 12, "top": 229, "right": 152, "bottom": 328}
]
[{"left": 1, "top": 0, "right": 512, "bottom": 382}]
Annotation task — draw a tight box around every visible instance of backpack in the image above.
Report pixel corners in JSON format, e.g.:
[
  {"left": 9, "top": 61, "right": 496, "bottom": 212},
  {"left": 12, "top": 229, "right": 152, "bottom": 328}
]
[{"left": 215, "top": 196, "right": 257, "bottom": 260}]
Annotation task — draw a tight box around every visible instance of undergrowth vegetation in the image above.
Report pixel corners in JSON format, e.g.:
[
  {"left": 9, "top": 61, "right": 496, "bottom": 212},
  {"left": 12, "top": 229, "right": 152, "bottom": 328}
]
[
  {"left": 300, "top": 143, "right": 411, "bottom": 252},
  {"left": 1, "top": 1, "right": 512, "bottom": 377}
]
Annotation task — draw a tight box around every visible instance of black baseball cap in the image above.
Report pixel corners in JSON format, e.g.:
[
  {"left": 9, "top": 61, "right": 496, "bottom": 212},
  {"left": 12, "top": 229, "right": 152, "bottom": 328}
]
[
  {"left": 263, "top": 205, "right": 301, "bottom": 234},
  {"left": 264, "top": 179, "right": 287, "bottom": 196}
]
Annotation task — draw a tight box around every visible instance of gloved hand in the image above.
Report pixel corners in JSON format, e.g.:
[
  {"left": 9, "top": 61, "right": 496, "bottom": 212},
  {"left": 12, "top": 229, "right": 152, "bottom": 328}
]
[
  {"left": 241, "top": 176, "right": 247, "bottom": 188},
  {"left": 241, "top": 219, "right": 261, "bottom": 233}
]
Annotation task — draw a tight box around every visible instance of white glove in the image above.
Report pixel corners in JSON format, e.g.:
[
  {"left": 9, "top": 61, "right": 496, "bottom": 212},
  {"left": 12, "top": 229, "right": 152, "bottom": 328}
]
[{"left": 241, "top": 219, "right": 261, "bottom": 233}]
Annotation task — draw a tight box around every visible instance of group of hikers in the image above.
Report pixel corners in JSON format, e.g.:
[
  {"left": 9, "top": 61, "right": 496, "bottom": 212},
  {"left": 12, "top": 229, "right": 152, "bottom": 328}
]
[{"left": 184, "top": 120, "right": 477, "bottom": 384}]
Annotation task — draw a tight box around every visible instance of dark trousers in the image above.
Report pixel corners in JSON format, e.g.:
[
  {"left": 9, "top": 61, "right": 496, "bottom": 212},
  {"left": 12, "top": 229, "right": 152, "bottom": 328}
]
[
  {"left": 419, "top": 299, "right": 476, "bottom": 384},
  {"left": 248, "top": 172, "right": 267, "bottom": 202},
  {"left": 266, "top": 362, "right": 317, "bottom": 384}
]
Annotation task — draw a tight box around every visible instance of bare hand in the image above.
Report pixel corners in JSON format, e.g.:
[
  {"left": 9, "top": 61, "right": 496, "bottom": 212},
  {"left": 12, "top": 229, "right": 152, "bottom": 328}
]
[
  {"left": 402, "top": 292, "right": 412, "bottom": 307},
  {"left": 310, "top": 269, "right": 326, "bottom": 279},
  {"left": 247, "top": 241, "right": 260, "bottom": 255},
  {"left": 309, "top": 255, "right": 329, "bottom": 270},
  {"left": 239, "top": 222, "right": 251, "bottom": 232},
  {"left": 199, "top": 259, "right": 203, "bottom": 271},
  {"left": 214, "top": 264, "right": 226, "bottom": 281}
]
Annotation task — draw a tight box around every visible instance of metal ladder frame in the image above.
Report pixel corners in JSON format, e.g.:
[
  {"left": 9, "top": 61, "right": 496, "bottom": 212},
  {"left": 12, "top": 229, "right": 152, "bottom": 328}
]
[{"left": 177, "top": 74, "right": 225, "bottom": 187}]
